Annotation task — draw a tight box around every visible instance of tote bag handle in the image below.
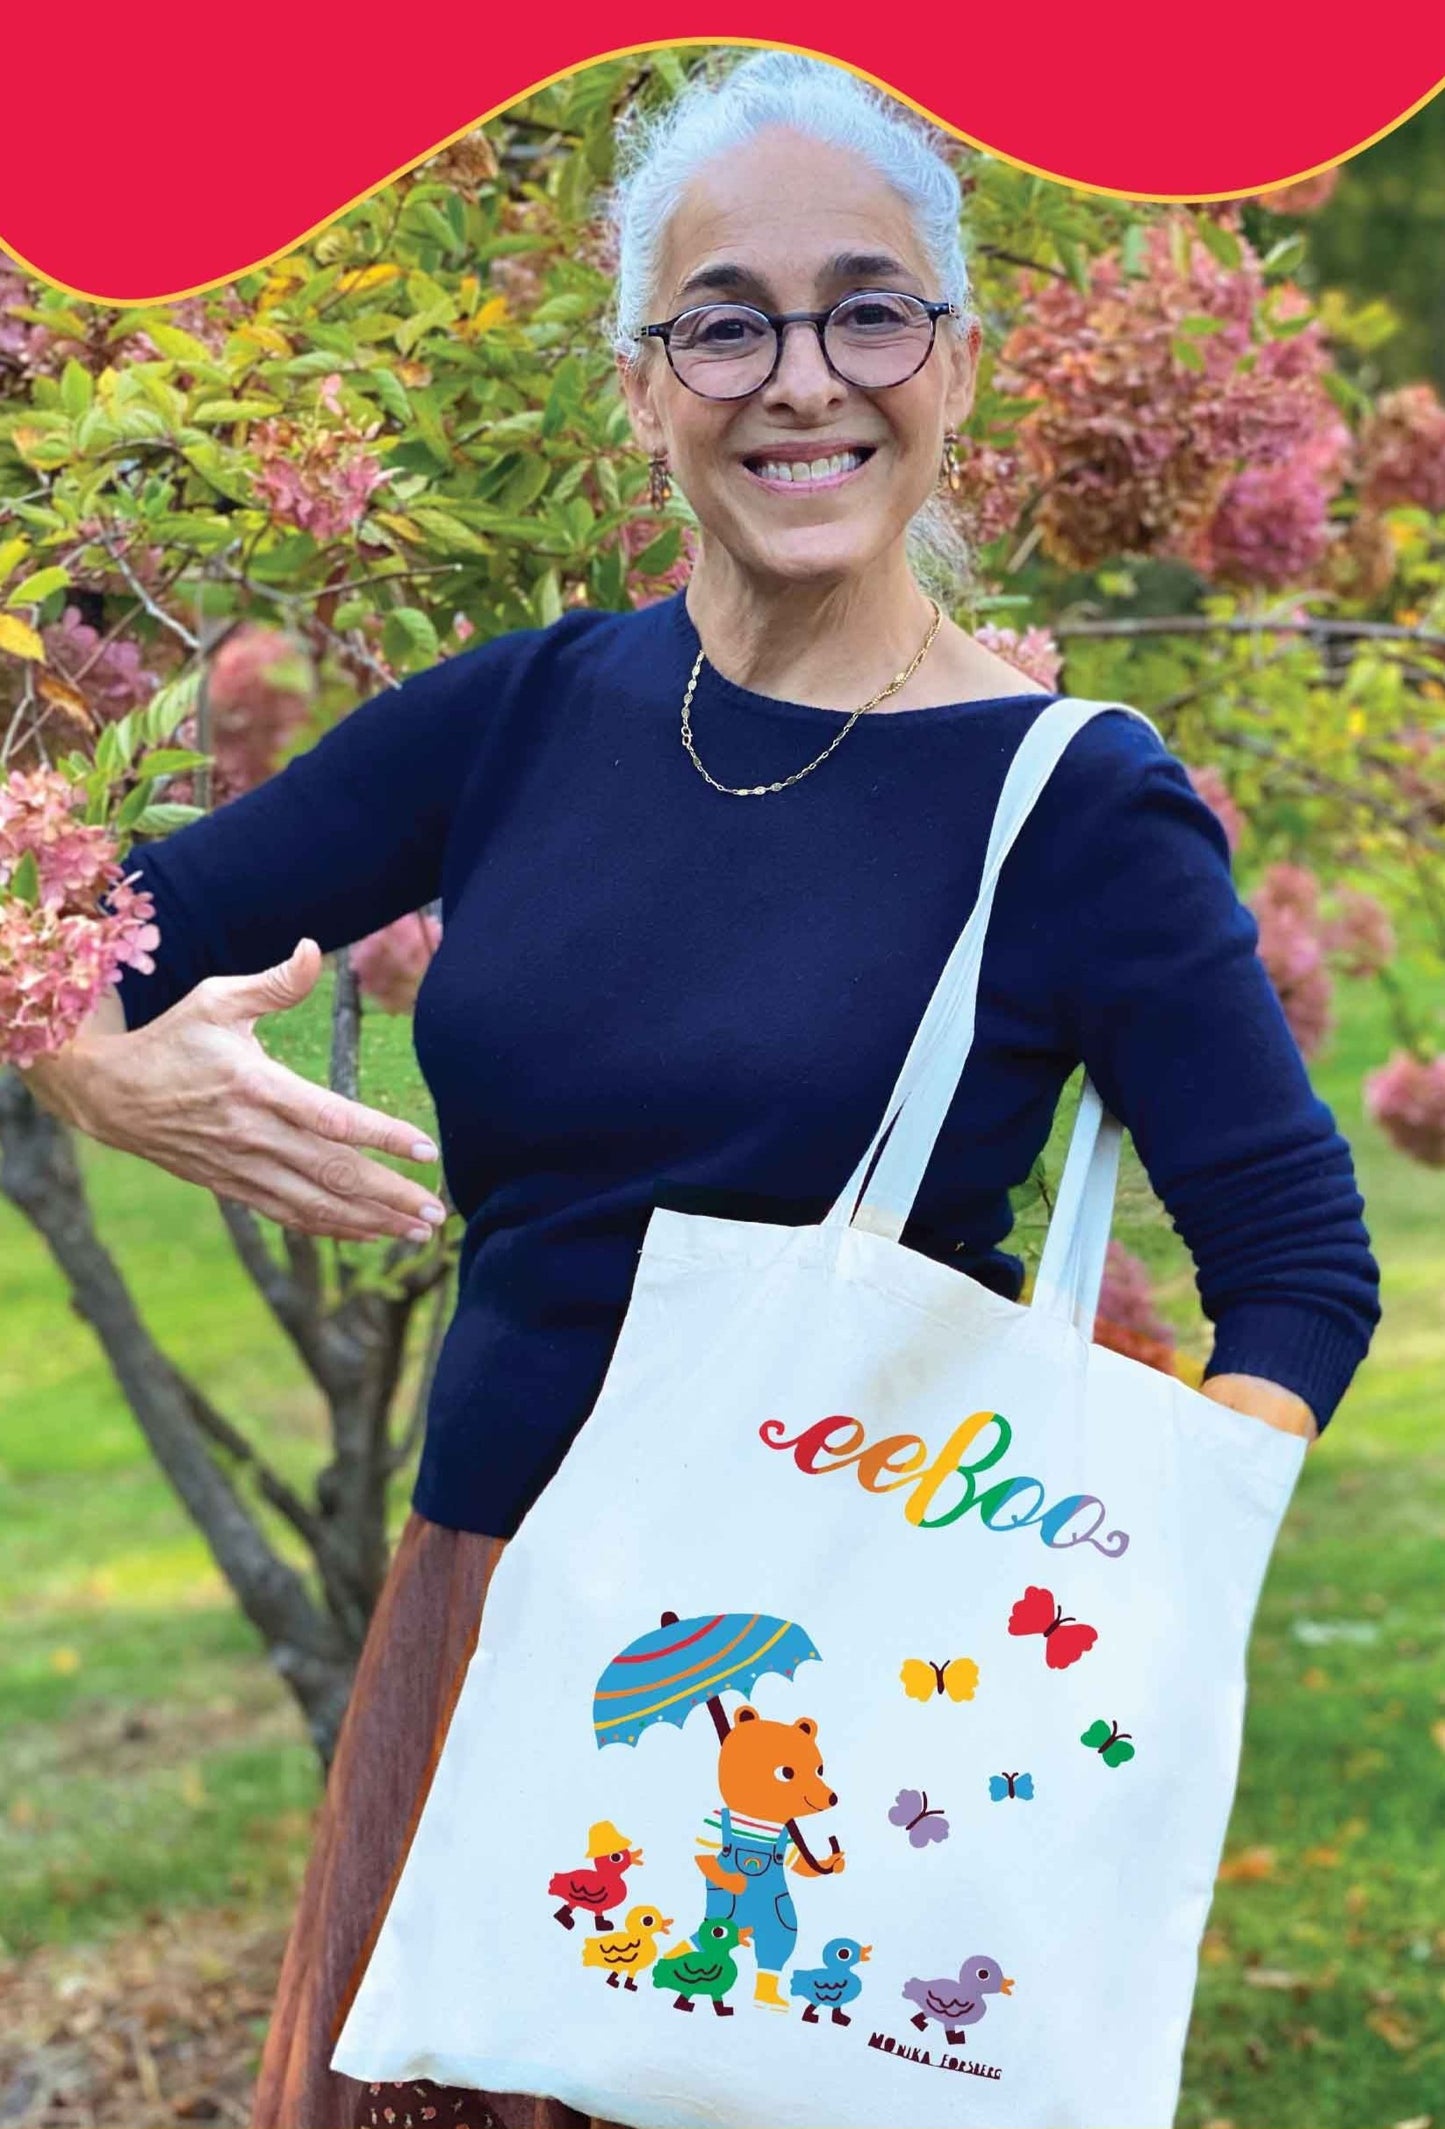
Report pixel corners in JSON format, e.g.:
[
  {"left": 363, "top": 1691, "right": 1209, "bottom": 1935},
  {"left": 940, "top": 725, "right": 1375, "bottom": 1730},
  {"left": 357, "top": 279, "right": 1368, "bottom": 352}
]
[{"left": 819, "top": 697, "right": 1160, "bottom": 1336}]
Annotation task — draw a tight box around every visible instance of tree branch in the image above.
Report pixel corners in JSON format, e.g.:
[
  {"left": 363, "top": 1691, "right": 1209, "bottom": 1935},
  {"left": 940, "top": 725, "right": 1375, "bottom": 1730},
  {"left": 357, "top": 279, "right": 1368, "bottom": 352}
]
[
  {"left": 214, "top": 1195, "right": 343, "bottom": 1391},
  {"left": 0, "top": 1074, "right": 355, "bottom": 1759},
  {"left": 1054, "top": 613, "right": 1445, "bottom": 655},
  {"left": 388, "top": 1271, "right": 452, "bottom": 1475},
  {"left": 175, "top": 1373, "right": 326, "bottom": 1556}
]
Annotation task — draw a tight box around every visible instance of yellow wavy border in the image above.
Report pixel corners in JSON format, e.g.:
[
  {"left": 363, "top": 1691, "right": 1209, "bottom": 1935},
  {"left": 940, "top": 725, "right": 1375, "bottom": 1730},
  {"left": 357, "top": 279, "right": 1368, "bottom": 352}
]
[{"left": 2, "top": 36, "right": 1442, "bottom": 307}]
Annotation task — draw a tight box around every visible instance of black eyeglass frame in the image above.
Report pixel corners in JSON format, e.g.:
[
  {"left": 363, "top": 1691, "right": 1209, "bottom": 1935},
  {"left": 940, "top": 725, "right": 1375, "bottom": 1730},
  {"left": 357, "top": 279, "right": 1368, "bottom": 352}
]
[{"left": 634, "top": 291, "right": 961, "bottom": 400}]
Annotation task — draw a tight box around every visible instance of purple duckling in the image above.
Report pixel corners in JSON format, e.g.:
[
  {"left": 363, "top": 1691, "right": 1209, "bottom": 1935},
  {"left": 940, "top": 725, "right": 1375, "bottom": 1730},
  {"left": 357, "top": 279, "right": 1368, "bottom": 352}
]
[{"left": 903, "top": 1955, "right": 1015, "bottom": 2046}]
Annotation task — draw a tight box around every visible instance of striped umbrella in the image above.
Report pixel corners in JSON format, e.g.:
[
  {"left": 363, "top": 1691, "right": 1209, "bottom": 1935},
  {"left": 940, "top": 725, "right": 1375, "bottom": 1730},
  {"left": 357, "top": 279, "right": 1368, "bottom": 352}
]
[{"left": 593, "top": 1611, "right": 821, "bottom": 1749}]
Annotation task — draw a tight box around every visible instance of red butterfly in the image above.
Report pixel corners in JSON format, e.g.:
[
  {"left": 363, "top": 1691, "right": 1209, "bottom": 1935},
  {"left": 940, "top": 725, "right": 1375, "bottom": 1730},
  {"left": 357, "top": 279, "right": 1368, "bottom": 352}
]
[{"left": 1008, "top": 1585, "right": 1098, "bottom": 1669}]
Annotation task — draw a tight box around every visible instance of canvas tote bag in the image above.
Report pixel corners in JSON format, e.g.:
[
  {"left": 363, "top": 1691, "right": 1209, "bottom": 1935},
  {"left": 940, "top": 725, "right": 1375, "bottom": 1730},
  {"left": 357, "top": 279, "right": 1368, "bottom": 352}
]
[{"left": 333, "top": 697, "right": 1308, "bottom": 2129}]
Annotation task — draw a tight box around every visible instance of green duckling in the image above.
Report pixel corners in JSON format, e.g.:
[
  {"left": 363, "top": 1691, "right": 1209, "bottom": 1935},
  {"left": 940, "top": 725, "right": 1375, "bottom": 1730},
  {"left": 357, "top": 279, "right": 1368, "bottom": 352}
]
[{"left": 653, "top": 1917, "right": 753, "bottom": 2016}]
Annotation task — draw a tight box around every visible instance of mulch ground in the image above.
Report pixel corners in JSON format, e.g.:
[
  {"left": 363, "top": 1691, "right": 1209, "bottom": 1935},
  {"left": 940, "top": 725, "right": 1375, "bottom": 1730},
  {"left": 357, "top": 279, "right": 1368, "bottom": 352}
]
[{"left": 0, "top": 1909, "right": 285, "bottom": 2128}]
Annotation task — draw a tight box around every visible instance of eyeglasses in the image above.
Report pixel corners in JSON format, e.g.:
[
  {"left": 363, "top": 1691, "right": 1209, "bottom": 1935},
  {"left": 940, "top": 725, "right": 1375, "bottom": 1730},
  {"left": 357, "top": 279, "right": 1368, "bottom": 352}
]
[{"left": 635, "top": 290, "right": 959, "bottom": 401}]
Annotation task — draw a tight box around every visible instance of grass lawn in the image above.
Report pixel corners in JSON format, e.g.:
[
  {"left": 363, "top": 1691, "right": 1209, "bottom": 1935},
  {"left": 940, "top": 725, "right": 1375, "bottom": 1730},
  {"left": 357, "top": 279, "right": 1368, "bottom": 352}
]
[{"left": 0, "top": 966, "right": 1441, "bottom": 2126}]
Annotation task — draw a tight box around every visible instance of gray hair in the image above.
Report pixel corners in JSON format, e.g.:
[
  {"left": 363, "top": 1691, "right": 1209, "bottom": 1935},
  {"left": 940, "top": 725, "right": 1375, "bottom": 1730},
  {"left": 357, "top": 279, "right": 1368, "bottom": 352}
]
[{"left": 598, "top": 48, "right": 976, "bottom": 605}]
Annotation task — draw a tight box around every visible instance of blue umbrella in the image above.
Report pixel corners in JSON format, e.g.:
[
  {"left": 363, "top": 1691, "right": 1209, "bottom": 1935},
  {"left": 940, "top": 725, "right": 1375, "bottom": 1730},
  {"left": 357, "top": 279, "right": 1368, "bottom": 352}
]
[{"left": 593, "top": 1611, "right": 821, "bottom": 1749}]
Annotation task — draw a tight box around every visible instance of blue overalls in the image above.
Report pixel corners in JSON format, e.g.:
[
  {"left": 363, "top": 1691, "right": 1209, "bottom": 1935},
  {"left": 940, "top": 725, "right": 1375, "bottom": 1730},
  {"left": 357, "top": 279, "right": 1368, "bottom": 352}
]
[{"left": 703, "top": 1806, "right": 798, "bottom": 1973}]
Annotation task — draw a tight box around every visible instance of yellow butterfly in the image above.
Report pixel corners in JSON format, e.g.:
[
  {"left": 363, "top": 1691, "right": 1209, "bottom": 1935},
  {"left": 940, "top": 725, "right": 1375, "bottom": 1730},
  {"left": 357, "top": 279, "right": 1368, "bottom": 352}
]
[{"left": 900, "top": 1657, "right": 980, "bottom": 1703}]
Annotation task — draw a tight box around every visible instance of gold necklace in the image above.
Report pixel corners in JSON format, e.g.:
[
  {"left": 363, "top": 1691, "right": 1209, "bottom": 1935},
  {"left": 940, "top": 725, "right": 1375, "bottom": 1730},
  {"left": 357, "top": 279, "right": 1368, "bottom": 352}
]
[{"left": 680, "top": 598, "right": 944, "bottom": 797}]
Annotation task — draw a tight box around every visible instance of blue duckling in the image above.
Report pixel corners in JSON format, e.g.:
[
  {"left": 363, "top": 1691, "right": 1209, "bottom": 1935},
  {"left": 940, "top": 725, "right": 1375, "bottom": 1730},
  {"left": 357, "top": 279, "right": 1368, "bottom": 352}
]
[{"left": 789, "top": 1937, "right": 872, "bottom": 2026}]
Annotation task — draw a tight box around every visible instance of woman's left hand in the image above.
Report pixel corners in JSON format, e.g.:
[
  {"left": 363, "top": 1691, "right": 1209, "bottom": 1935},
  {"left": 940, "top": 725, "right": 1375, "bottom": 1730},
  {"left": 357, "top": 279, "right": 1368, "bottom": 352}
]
[{"left": 1199, "top": 1371, "right": 1320, "bottom": 1442}]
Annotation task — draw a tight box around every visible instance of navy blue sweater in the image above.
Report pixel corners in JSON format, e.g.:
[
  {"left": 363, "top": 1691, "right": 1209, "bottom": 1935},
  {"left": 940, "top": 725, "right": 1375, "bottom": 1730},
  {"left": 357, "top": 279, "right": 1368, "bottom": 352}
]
[{"left": 116, "top": 588, "right": 1380, "bottom": 1536}]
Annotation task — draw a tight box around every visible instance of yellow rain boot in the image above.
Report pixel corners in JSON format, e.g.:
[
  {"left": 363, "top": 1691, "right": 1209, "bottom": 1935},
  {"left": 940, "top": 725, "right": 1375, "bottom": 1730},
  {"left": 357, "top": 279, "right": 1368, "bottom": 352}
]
[{"left": 754, "top": 1969, "right": 790, "bottom": 2013}]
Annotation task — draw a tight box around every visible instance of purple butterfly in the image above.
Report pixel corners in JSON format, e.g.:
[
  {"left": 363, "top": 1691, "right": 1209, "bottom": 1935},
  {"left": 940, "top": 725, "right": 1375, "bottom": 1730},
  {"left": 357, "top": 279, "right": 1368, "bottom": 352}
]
[{"left": 888, "top": 1787, "right": 950, "bottom": 1847}]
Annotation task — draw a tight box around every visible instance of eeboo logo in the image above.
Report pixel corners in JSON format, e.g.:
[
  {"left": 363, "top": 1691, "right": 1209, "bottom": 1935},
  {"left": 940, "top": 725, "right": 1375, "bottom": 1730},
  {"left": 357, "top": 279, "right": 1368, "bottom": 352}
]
[{"left": 758, "top": 1407, "right": 1130, "bottom": 1559}]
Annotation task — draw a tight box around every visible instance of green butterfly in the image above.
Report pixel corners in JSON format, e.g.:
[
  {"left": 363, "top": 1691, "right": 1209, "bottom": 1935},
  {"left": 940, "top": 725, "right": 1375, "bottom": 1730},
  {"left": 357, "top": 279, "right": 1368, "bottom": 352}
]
[{"left": 1081, "top": 1719, "right": 1135, "bottom": 1767}]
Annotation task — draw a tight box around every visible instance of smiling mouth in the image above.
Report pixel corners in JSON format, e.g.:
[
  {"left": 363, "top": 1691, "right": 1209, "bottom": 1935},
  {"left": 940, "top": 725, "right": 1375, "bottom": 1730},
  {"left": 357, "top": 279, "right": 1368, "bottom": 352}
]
[{"left": 742, "top": 445, "right": 876, "bottom": 487}]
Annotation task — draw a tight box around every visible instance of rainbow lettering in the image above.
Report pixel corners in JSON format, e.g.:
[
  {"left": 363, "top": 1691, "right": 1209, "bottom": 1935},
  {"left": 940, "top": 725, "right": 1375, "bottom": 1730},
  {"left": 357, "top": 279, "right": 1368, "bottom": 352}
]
[{"left": 758, "top": 1409, "right": 1130, "bottom": 1559}]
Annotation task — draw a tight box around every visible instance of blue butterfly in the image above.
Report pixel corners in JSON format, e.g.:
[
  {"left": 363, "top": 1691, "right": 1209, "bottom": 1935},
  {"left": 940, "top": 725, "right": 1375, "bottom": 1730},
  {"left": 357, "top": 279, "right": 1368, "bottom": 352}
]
[{"left": 988, "top": 1771, "right": 1035, "bottom": 1801}]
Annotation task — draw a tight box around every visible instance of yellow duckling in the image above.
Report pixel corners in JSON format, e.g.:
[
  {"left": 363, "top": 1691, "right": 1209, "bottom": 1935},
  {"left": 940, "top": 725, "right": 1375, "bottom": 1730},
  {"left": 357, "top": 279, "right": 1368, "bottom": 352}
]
[{"left": 580, "top": 1904, "right": 676, "bottom": 1990}]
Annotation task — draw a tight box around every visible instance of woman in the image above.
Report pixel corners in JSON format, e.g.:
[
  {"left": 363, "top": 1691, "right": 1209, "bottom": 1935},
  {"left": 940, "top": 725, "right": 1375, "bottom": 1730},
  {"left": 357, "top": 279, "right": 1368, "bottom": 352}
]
[{"left": 24, "top": 48, "right": 1379, "bottom": 2129}]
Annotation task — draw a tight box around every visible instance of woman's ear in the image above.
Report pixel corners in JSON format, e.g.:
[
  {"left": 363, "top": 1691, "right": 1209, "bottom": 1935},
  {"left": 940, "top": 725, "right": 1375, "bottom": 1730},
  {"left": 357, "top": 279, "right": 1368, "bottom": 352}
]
[
  {"left": 616, "top": 348, "right": 667, "bottom": 459},
  {"left": 944, "top": 316, "right": 982, "bottom": 434}
]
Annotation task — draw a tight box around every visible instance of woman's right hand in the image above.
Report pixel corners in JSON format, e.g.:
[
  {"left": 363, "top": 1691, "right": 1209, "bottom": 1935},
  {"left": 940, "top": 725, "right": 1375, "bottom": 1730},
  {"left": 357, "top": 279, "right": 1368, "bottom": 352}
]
[{"left": 22, "top": 938, "right": 448, "bottom": 1244}]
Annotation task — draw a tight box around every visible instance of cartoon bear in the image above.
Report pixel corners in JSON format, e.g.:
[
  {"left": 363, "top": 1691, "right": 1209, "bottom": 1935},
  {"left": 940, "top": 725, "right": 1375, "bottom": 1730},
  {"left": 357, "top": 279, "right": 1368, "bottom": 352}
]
[{"left": 693, "top": 1705, "right": 846, "bottom": 2013}]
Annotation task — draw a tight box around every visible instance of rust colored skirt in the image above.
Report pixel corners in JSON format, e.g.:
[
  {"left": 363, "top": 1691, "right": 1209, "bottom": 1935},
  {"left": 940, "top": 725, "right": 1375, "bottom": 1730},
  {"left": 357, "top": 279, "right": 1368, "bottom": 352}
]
[{"left": 252, "top": 1511, "right": 625, "bottom": 2129}]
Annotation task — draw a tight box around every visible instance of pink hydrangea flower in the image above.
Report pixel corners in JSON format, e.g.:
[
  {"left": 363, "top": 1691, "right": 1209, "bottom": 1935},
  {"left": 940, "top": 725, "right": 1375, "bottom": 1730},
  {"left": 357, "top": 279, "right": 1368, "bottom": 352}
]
[
  {"left": 350, "top": 911, "right": 442, "bottom": 1014},
  {"left": 945, "top": 441, "right": 1030, "bottom": 549},
  {"left": 1095, "top": 1239, "right": 1174, "bottom": 1344},
  {"left": 0, "top": 767, "right": 159, "bottom": 1068},
  {"left": 1393, "top": 722, "right": 1445, "bottom": 831},
  {"left": 1248, "top": 861, "right": 1333, "bottom": 1057},
  {"left": 1252, "top": 168, "right": 1342, "bottom": 215},
  {"left": 1363, "top": 1050, "right": 1445, "bottom": 1167},
  {"left": 206, "top": 624, "right": 316, "bottom": 802},
  {"left": 39, "top": 605, "right": 161, "bottom": 723},
  {"left": 997, "top": 216, "right": 1344, "bottom": 574},
  {"left": 1323, "top": 888, "right": 1396, "bottom": 979},
  {"left": 1357, "top": 384, "right": 1445, "bottom": 515},
  {"left": 251, "top": 414, "right": 394, "bottom": 544},
  {"left": 973, "top": 624, "right": 1063, "bottom": 691},
  {"left": 1185, "top": 763, "right": 1244, "bottom": 853},
  {"left": 1193, "top": 448, "right": 1338, "bottom": 588},
  {"left": 1092, "top": 1240, "right": 1179, "bottom": 1375}
]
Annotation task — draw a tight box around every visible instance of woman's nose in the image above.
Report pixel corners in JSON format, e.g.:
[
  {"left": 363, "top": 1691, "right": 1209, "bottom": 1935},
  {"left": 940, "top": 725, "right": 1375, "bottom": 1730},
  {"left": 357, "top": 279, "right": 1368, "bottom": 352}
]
[{"left": 763, "top": 321, "right": 846, "bottom": 406}]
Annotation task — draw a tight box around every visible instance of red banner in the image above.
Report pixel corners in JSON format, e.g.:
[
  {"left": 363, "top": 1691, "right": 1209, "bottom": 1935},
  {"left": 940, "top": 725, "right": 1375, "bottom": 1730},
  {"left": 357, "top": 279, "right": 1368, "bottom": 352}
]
[{"left": 3, "top": 10, "right": 1443, "bottom": 301}]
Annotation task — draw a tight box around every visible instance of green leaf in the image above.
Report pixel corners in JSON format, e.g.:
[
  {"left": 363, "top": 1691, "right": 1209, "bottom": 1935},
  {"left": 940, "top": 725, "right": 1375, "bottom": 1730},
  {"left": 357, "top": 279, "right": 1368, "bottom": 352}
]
[
  {"left": 1261, "top": 233, "right": 1307, "bottom": 279},
  {"left": 1119, "top": 224, "right": 1149, "bottom": 279},
  {"left": 59, "top": 360, "right": 94, "bottom": 418},
  {"left": 73, "top": 405, "right": 122, "bottom": 454},
  {"left": 6, "top": 565, "right": 72, "bottom": 607},
  {"left": 407, "top": 388, "right": 455, "bottom": 466},
  {"left": 132, "top": 802, "right": 205, "bottom": 835},
  {"left": 141, "top": 668, "right": 203, "bottom": 744},
  {"left": 530, "top": 292, "right": 591, "bottom": 325},
  {"left": 1171, "top": 336, "right": 1206, "bottom": 372},
  {"left": 404, "top": 268, "right": 458, "bottom": 320},
  {"left": 562, "top": 495, "right": 595, "bottom": 548},
  {"left": 7, "top": 849, "right": 40, "bottom": 906},
  {"left": 115, "top": 777, "right": 157, "bottom": 829},
  {"left": 631, "top": 525, "right": 681, "bottom": 577},
  {"left": 190, "top": 397, "right": 284, "bottom": 425},
  {"left": 405, "top": 200, "right": 461, "bottom": 255},
  {"left": 381, "top": 606, "right": 440, "bottom": 667},
  {"left": 178, "top": 441, "right": 256, "bottom": 505},
  {"left": 93, "top": 722, "right": 124, "bottom": 777},
  {"left": 1169, "top": 219, "right": 1193, "bottom": 278},
  {"left": 1055, "top": 237, "right": 1090, "bottom": 295},
  {"left": 142, "top": 321, "right": 225, "bottom": 368},
  {"left": 1323, "top": 370, "right": 1370, "bottom": 417},
  {"left": 589, "top": 544, "right": 628, "bottom": 610},
  {"left": 541, "top": 355, "right": 585, "bottom": 440},
  {"left": 532, "top": 568, "right": 563, "bottom": 628},
  {"left": 368, "top": 367, "right": 412, "bottom": 424},
  {"left": 407, "top": 504, "right": 492, "bottom": 556},
  {"left": 498, "top": 455, "right": 552, "bottom": 513},
  {"left": 111, "top": 713, "right": 139, "bottom": 768},
  {"left": 1177, "top": 313, "right": 1227, "bottom": 337},
  {"left": 135, "top": 747, "right": 211, "bottom": 776},
  {"left": 1194, "top": 217, "right": 1242, "bottom": 271}
]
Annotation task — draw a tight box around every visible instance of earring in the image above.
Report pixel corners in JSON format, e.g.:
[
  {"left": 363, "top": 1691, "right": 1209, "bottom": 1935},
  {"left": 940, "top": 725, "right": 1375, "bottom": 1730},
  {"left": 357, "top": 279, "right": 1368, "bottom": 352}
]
[
  {"left": 648, "top": 452, "right": 673, "bottom": 508},
  {"left": 938, "top": 429, "right": 962, "bottom": 494}
]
